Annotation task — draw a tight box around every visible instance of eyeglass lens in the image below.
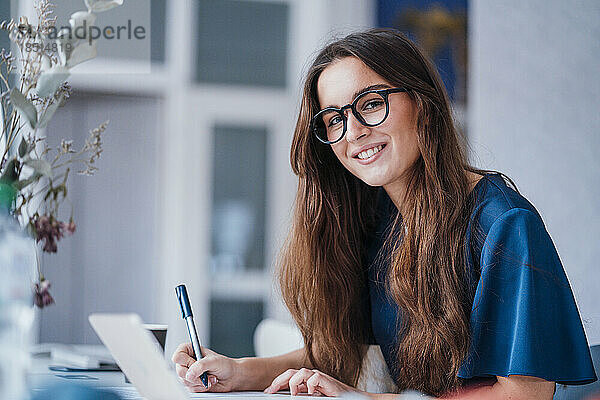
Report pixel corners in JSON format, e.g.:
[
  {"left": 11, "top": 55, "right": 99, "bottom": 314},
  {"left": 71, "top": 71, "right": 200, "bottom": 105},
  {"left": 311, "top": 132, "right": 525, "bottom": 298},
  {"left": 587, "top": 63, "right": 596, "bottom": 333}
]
[{"left": 314, "top": 91, "right": 388, "bottom": 143}]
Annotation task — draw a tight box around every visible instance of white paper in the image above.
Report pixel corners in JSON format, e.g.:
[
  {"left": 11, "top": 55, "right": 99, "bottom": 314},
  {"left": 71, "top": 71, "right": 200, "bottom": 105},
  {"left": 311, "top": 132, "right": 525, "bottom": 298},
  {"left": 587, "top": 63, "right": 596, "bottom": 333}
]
[{"left": 104, "top": 387, "right": 340, "bottom": 400}]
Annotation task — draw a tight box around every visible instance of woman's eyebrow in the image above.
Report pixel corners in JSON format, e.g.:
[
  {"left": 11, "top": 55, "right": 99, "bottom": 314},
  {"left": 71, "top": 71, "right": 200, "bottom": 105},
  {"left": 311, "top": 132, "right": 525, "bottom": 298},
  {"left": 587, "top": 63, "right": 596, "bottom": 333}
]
[
  {"left": 351, "top": 84, "right": 391, "bottom": 101},
  {"left": 321, "top": 84, "right": 392, "bottom": 110}
]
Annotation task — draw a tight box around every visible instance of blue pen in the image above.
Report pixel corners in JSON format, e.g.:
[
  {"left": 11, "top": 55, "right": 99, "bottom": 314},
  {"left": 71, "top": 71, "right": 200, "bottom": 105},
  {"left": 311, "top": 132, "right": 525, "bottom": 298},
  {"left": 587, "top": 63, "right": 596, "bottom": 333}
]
[{"left": 176, "top": 284, "right": 209, "bottom": 387}]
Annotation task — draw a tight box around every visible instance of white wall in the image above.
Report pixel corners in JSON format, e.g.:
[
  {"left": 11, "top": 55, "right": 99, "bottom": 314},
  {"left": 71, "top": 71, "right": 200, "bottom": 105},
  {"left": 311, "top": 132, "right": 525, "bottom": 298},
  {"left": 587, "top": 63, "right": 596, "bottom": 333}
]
[
  {"left": 469, "top": 1, "right": 600, "bottom": 344},
  {"left": 40, "top": 93, "right": 163, "bottom": 344}
]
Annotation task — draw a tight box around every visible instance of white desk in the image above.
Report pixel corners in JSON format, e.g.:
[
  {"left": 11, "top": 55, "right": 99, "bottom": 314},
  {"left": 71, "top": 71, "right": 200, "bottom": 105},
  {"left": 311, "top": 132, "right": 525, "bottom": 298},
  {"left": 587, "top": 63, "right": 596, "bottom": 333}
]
[{"left": 28, "top": 348, "right": 342, "bottom": 400}]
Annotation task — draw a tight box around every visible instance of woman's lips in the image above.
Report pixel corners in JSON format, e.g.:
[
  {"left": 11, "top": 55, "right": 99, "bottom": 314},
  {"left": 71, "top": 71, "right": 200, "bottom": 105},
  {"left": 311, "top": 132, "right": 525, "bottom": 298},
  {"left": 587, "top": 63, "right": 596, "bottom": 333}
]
[{"left": 355, "top": 144, "right": 387, "bottom": 165}]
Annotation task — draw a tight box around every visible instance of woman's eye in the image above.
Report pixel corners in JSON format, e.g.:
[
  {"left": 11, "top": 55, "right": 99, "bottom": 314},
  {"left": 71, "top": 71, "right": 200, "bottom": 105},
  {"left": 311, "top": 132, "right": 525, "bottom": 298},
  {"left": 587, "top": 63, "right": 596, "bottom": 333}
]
[
  {"left": 363, "top": 100, "right": 384, "bottom": 111},
  {"left": 327, "top": 115, "right": 343, "bottom": 127}
]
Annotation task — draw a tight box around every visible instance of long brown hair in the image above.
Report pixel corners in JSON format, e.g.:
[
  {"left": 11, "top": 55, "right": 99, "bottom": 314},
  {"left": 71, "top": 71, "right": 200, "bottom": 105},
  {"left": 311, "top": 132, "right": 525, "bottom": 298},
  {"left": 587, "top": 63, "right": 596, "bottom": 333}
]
[{"left": 277, "top": 28, "right": 501, "bottom": 396}]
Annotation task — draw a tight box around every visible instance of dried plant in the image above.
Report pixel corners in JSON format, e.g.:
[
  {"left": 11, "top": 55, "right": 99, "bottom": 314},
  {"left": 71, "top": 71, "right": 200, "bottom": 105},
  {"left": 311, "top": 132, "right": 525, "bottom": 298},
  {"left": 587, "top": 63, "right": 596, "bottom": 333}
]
[{"left": 0, "top": 0, "right": 123, "bottom": 307}]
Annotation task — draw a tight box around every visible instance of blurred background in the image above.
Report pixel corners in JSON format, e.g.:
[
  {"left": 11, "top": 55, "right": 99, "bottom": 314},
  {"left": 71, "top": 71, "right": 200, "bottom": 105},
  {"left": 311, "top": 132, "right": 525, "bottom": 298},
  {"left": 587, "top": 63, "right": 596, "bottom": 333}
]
[{"left": 3, "top": 0, "right": 598, "bottom": 360}]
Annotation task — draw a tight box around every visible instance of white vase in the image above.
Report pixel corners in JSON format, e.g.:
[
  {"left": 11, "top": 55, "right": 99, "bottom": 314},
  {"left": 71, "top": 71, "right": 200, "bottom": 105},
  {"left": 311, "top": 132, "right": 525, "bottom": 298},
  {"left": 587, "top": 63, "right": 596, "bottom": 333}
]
[{"left": 0, "top": 213, "right": 37, "bottom": 400}]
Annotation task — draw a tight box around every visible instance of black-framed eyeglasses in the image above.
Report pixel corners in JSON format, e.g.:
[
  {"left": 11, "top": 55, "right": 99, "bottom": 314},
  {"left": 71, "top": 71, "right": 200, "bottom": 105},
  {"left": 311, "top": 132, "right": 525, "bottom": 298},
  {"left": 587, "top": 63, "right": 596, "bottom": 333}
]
[{"left": 311, "top": 87, "right": 407, "bottom": 144}]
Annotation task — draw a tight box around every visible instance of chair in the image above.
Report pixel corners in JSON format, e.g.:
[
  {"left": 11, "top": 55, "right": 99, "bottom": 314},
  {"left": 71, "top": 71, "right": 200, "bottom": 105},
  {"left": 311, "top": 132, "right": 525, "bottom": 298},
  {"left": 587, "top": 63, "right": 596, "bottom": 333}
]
[
  {"left": 253, "top": 318, "right": 303, "bottom": 358},
  {"left": 553, "top": 344, "right": 600, "bottom": 399}
]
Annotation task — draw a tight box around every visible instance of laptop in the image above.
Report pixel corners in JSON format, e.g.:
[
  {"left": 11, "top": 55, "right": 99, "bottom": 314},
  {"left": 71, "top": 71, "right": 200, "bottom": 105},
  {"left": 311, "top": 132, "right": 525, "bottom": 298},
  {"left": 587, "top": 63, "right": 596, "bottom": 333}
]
[
  {"left": 89, "top": 313, "right": 190, "bottom": 400},
  {"left": 89, "top": 313, "right": 342, "bottom": 400}
]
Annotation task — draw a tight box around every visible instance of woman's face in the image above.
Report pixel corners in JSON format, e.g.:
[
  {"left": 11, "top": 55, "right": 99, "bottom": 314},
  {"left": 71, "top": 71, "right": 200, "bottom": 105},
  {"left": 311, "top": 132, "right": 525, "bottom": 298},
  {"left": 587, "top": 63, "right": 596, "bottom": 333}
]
[{"left": 316, "top": 57, "right": 420, "bottom": 192}]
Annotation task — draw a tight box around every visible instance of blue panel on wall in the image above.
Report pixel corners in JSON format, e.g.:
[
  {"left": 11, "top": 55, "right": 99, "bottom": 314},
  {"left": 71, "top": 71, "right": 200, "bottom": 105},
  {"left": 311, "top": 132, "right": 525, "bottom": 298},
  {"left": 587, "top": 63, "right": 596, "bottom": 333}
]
[
  {"left": 377, "top": 0, "right": 468, "bottom": 103},
  {"left": 0, "top": 1, "right": 10, "bottom": 58},
  {"left": 150, "top": 0, "right": 166, "bottom": 63},
  {"left": 210, "top": 299, "right": 263, "bottom": 357},
  {"left": 211, "top": 124, "right": 267, "bottom": 273},
  {"left": 196, "top": 0, "right": 289, "bottom": 87}
]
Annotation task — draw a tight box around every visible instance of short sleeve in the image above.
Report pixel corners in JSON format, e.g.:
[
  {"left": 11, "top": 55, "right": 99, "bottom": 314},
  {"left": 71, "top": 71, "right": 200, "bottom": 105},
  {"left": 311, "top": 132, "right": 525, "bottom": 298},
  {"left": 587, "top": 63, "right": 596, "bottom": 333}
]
[{"left": 458, "top": 208, "right": 597, "bottom": 384}]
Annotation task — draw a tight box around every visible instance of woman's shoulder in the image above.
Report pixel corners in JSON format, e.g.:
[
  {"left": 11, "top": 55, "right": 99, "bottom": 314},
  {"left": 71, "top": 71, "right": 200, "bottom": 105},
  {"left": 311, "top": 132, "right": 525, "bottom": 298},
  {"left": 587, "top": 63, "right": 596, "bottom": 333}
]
[
  {"left": 462, "top": 174, "right": 597, "bottom": 386},
  {"left": 469, "top": 173, "right": 545, "bottom": 238}
]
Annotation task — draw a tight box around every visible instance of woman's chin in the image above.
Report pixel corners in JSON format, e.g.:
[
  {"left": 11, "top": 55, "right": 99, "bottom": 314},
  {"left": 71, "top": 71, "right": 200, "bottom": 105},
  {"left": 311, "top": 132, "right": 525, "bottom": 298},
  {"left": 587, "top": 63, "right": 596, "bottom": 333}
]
[{"left": 359, "top": 176, "right": 388, "bottom": 187}]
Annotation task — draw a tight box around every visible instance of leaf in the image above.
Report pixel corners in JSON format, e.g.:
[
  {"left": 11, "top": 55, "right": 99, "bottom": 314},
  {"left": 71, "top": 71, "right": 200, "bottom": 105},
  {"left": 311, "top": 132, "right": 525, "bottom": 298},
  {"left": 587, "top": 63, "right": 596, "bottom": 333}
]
[
  {"left": 0, "top": 158, "right": 19, "bottom": 184},
  {"left": 56, "top": 28, "right": 78, "bottom": 66},
  {"left": 36, "top": 66, "right": 70, "bottom": 98},
  {"left": 10, "top": 88, "right": 38, "bottom": 128},
  {"left": 13, "top": 172, "right": 42, "bottom": 190},
  {"left": 66, "top": 41, "right": 97, "bottom": 68},
  {"left": 24, "top": 159, "right": 52, "bottom": 178},
  {"left": 84, "top": 0, "right": 124, "bottom": 12},
  {"left": 37, "top": 101, "right": 60, "bottom": 129},
  {"left": 18, "top": 137, "right": 28, "bottom": 157},
  {"left": 69, "top": 11, "right": 96, "bottom": 31}
]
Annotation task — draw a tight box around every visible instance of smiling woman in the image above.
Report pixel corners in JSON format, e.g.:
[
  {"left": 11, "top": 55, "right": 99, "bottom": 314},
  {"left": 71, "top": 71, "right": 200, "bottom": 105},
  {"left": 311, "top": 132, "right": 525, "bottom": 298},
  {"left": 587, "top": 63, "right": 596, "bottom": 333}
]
[
  {"left": 172, "top": 29, "right": 597, "bottom": 400},
  {"left": 316, "top": 58, "right": 421, "bottom": 195}
]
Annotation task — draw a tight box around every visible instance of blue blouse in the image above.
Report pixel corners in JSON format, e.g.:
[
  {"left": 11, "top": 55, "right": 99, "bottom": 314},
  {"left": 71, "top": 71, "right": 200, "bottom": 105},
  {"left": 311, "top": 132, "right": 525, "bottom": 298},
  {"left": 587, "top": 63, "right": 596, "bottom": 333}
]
[{"left": 366, "top": 173, "right": 597, "bottom": 385}]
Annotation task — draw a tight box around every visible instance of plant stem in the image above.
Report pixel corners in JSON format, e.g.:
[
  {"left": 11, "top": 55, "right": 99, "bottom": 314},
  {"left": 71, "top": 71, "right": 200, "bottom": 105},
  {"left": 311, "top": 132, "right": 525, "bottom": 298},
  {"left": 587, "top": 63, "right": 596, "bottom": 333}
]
[
  {"left": 52, "top": 156, "right": 88, "bottom": 170},
  {"left": 0, "top": 110, "right": 19, "bottom": 163},
  {"left": 35, "top": 245, "right": 42, "bottom": 281}
]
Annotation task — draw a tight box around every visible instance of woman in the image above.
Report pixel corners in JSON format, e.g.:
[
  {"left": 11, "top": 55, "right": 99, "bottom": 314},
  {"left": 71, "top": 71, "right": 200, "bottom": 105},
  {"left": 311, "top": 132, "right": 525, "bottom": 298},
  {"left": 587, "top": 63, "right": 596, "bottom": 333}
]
[{"left": 173, "top": 29, "right": 596, "bottom": 399}]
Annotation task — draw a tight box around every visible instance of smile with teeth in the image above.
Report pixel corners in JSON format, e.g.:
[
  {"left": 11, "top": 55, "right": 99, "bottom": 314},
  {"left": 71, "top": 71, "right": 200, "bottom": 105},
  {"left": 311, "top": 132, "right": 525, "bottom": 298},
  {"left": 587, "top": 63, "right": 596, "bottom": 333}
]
[{"left": 356, "top": 145, "right": 385, "bottom": 160}]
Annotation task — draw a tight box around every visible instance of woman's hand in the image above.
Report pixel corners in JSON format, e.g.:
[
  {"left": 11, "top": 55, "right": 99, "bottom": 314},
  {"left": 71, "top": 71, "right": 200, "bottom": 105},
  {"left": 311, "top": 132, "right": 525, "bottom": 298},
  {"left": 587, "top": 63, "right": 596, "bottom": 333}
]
[
  {"left": 171, "top": 343, "right": 240, "bottom": 393},
  {"left": 263, "top": 368, "right": 361, "bottom": 397}
]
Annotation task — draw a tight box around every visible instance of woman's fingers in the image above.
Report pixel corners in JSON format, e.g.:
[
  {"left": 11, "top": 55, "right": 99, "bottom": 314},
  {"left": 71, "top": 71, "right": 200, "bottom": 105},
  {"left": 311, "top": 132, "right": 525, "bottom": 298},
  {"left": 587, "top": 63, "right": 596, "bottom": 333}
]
[
  {"left": 264, "top": 369, "right": 298, "bottom": 393},
  {"left": 175, "top": 364, "right": 188, "bottom": 380},
  {"left": 266, "top": 368, "right": 347, "bottom": 397},
  {"left": 178, "top": 373, "right": 218, "bottom": 393},
  {"left": 185, "top": 356, "right": 223, "bottom": 386},
  {"left": 173, "top": 344, "right": 213, "bottom": 392},
  {"left": 176, "top": 365, "right": 208, "bottom": 392},
  {"left": 265, "top": 369, "right": 322, "bottom": 395},
  {"left": 172, "top": 343, "right": 240, "bottom": 393},
  {"left": 173, "top": 343, "right": 218, "bottom": 366},
  {"left": 306, "top": 371, "right": 321, "bottom": 395},
  {"left": 172, "top": 343, "right": 196, "bottom": 367},
  {"left": 289, "top": 368, "right": 319, "bottom": 396},
  {"left": 178, "top": 376, "right": 209, "bottom": 392},
  {"left": 306, "top": 371, "right": 329, "bottom": 396}
]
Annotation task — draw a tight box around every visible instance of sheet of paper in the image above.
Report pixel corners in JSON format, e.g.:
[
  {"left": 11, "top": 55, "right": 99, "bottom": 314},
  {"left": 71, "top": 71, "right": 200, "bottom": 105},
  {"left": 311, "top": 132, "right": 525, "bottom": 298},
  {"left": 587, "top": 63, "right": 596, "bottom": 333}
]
[{"left": 105, "top": 387, "right": 341, "bottom": 400}]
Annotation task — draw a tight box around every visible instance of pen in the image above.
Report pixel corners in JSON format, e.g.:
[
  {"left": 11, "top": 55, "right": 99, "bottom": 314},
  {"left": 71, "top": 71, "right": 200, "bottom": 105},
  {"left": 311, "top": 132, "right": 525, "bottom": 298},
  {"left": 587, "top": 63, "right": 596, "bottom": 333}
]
[{"left": 175, "top": 284, "right": 209, "bottom": 387}]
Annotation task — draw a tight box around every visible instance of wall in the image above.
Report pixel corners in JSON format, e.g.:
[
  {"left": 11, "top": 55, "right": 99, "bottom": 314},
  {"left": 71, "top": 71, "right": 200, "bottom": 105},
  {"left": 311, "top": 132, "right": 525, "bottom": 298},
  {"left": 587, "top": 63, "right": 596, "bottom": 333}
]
[
  {"left": 39, "top": 93, "right": 163, "bottom": 343},
  {"left": 469, "top": 1, "right": 600, "bottom": 344}
]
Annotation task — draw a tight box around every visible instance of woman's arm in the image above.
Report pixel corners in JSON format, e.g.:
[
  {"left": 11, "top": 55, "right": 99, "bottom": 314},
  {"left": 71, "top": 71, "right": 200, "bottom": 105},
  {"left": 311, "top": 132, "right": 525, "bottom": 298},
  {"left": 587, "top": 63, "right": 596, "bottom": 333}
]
[
  {"left": 366, "top": 375, "right": 555, "bottom": 400},
  {"left": 265, "top": 367, "right": 555, "bottom": 400},
  {"left": 235, "top": 347, "right": 313, "bottom": 391}
]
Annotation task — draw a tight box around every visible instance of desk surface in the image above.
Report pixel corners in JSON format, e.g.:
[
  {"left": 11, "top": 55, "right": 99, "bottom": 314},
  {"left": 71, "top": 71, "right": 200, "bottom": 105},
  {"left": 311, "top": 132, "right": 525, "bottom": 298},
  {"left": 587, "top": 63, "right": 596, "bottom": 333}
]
[{"left": 29, "top": 350, "right": 342, "bottom": 400}]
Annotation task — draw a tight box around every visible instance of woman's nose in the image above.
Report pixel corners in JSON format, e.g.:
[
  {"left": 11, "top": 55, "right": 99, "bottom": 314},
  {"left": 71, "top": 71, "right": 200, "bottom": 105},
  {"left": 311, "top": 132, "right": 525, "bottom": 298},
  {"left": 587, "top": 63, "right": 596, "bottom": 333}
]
[{"left": 344, "top": 111, "right": 370, "bottom": 143}]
